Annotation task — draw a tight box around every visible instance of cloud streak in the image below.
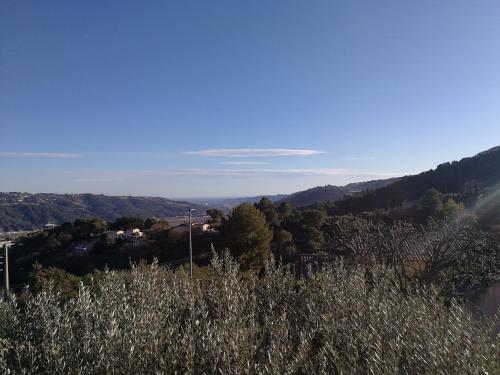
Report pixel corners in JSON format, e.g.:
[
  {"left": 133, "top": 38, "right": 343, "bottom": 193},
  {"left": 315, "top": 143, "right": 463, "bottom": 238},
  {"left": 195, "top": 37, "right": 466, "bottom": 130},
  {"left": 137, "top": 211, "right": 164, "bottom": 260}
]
[
  {"left": 0, "top": 152, "right": 81, "bottom": 159},
  {"left": 186, "top": 148, "right": 325, "bottom": 157},
  {"left": 220, "top": 161, "right": 269, "bottom": 165},
  {"left": 72, "top": 178, "right": 125, "bottom": 183},
  {"left": 342, "top": 156, "right": 376, "bottom": 161},
  {"left": 74, "top": 169, "right": 409, "bottom": 179}
]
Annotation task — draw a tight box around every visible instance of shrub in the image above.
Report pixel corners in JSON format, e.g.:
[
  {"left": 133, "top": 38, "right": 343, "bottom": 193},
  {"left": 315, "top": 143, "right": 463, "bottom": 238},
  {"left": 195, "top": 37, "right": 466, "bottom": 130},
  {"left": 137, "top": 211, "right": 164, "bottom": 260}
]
[{"left": 0, "top": 253, "right": 497, "bottom": 374}]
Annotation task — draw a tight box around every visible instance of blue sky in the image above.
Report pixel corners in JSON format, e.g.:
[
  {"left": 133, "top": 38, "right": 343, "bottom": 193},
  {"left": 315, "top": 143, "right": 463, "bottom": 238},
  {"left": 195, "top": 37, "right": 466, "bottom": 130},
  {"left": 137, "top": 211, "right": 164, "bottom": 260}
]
[{"left": 1, "top": 1, "right": 500, "bottom": 198}]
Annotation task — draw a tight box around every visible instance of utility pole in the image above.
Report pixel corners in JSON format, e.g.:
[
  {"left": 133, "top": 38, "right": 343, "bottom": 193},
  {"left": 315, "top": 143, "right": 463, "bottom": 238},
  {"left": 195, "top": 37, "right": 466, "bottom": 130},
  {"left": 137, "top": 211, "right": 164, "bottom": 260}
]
[
  {"left": 1, "top": 242, "right": 10, "bottom": 301},
  {"left": 188, "top": 209, "right": 195, "bottom": 278}
]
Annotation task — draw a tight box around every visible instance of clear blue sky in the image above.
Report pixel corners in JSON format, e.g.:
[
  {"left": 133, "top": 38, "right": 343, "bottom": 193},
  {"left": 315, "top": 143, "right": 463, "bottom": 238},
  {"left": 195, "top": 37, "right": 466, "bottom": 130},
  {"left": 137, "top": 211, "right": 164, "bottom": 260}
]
[{"left": 1, "top": 1, "right": 500, "bottom": 198}]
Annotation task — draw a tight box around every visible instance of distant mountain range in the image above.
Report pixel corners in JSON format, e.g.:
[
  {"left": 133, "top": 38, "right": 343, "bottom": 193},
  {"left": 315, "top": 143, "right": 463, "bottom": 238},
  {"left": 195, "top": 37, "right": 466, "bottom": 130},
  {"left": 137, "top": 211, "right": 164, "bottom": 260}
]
[
  {"left": 0, "top": 193, "right": 207, "bottom": 232},
  {"left": 0, "top": 179, "right": 400, "bottom": 231},
  {"left": 190, "top": 179, "right": 399, "bottom": 210},
  {"left": 3, "top": 146, "right": 498, "bottom": 232},
  {"left": 194, "top": 145, "right": 500, "bottom": 211},
  {"left": 190, "top": 195, "right": 289, "bottom": 210}
]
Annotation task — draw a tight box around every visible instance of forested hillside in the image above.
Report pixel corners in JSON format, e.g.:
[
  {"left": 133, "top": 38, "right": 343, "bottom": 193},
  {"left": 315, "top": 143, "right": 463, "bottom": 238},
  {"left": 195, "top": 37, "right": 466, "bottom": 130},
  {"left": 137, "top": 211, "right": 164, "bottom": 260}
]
[
  {"left": 336, "top": 146, "right": 500, "bottom": 214},
  {"left": 279, "top": 178, "right": 400, "bottom": 207},
  {"left": 0, "top": 193, "right": 206, "bottom": 231}
]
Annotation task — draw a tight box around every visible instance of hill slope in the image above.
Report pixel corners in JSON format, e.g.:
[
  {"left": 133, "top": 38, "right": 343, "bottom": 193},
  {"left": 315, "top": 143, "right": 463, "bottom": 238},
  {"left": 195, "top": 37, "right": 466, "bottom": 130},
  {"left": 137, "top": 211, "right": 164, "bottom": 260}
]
[
  {"left": 279, "top": 178, "right": 400, "bottom": 207},
  {"left": 0, "top": 193, "right": 207, "bottom": 231},
  {"left": 336, "top": 146, "right": 500, "bottom": 214}
]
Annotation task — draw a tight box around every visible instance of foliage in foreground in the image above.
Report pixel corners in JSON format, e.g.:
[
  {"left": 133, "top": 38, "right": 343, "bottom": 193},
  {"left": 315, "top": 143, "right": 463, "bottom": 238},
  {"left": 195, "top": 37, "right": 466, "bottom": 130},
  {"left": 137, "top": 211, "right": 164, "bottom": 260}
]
[{"left": 0, "top": 254, "right": 498, "bottom": 374}]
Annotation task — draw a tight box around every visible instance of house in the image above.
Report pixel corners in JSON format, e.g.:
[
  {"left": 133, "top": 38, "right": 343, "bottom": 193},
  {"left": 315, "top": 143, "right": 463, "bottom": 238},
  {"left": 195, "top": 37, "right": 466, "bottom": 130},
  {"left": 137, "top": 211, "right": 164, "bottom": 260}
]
[
  {"left": 121, "top": 228, "right": 144, "bottom": 237},
  {"left": 131, "top": 228, "right": 144, "bottom": 236},
  {"left": 193, "top": 223, "right": 212, "bottom": 233},
  {"left": 112, "top": 228, "right": 146, "bottom": 248},
  {"left": 114, "top": 228, "right": 143, "bottom": 238},
  {"left": 176, "top": 222, "right": 212, "bottom": 234}
]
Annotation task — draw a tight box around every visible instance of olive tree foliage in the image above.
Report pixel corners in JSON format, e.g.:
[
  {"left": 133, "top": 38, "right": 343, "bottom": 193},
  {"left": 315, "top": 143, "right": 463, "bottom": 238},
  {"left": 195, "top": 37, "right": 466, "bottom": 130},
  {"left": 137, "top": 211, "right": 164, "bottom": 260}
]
[{"left": 0, "top": 253, "right": 497, "bottom": 374}]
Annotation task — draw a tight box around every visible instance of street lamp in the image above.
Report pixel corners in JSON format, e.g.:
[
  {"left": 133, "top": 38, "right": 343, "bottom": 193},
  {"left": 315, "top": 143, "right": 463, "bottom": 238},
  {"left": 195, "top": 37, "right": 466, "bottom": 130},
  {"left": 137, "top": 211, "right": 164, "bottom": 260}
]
[
  {"left": 1, "top": 241, "right": 11, "bottom": 301},
  {"left": 188, "top": 209, "right": 196, "bottom": 278}
]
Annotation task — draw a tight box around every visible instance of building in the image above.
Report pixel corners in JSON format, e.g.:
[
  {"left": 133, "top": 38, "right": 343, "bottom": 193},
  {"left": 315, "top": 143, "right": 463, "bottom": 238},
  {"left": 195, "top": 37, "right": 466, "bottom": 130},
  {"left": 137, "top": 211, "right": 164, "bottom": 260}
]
[
  {"left": 176, "top": 222, "right": 213, "bottom": 234},
  {"left": 114, "top": 228, "right": 146, "bottom": 248}
]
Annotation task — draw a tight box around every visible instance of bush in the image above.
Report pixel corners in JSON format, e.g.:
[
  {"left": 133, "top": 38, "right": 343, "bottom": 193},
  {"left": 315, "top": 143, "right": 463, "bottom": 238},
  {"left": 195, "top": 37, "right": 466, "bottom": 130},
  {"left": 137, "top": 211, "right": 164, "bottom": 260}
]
[{"left": 0, "top": 253, "right": 497, "bottom": 374}]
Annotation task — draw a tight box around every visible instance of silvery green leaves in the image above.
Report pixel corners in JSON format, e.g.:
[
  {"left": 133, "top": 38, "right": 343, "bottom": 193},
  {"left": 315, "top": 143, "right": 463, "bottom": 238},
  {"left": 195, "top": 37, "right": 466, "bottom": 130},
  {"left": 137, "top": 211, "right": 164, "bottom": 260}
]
[{"left": 0, "top": 253, "right": 497, "bottom": 374}]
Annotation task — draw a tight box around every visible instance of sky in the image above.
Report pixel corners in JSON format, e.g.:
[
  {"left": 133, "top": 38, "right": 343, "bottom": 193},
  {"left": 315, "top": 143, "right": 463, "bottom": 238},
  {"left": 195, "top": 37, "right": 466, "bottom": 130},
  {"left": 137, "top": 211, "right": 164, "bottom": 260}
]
[{"left": 1, "top": 1, "right": 500, "bottom": 198}]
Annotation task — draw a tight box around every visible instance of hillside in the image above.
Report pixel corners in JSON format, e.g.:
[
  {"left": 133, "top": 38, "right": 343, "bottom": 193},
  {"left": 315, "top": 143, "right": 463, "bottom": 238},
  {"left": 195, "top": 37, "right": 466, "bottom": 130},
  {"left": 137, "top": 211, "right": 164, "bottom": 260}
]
[
  {"left": 278, "top": 178, "right": 400, "bottom": 207},
  {"left": 191, "top": 179, "right": 398, "bottom": 210},
  {"left": 0, "top": 193, "right": 207, "bottom": 232},
  {"left": 212, "top": 194, "right": 289, "bottom": 210},
  {"left": 336, "top": 146, "right": 500, "bottom": 214}
]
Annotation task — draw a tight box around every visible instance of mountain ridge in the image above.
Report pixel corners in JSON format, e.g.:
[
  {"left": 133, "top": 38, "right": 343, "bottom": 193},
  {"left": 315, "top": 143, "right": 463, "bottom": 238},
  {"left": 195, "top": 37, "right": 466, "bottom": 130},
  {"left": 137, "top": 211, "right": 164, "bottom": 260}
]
[
  {"left": 336, "top": 145, "right": 500, "bottom": 214},
  {"left": 0, "top": 192, "right": 207, "bottom": 232},
  {"left": 277, "top": 177, "right": 401, "bottom": 207}
]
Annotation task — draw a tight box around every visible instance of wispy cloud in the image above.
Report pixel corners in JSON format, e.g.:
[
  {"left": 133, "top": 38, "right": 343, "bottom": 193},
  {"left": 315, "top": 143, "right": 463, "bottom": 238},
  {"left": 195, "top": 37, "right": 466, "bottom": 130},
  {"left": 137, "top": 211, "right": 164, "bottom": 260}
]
[
  {"left": 72, "top": 178, "right": 125, "bottom": 183},
  {"left": 0, "top": 152, "right": 81, "bottom": 158},
  {"left": 186, "top": 148, "right": 325, "bottom": 157},
  {"left": 343, "top": 156, "right": 376, "bottom": 161},
  {"left": 150, "top": 168, "right": 348, "bottom": 177},
  {"left": 220, "top": 161, "right": 269, "bottom": 165},
  {"left": 75, "top": 169, "right": 408, "bottom": 179}
]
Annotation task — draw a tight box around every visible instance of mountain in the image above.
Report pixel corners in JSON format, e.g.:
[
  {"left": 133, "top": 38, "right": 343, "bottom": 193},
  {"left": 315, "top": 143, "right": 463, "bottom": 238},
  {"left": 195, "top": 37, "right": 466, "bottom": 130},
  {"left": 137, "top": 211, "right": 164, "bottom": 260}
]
[
  {"left": 188, "top": 195, "right": 289, "bottom": 211},
  {"left": 0, "top": 193, "right": 207, "bottom": 232},
  {"left": 220, "top": 195, "right": 289, "bottom": 209},
  {"left": 336, "top": 146, "right": 500, "bottom": 214},
  {"left": 278, "top": 178, "right": 400, "bottom": 207}
]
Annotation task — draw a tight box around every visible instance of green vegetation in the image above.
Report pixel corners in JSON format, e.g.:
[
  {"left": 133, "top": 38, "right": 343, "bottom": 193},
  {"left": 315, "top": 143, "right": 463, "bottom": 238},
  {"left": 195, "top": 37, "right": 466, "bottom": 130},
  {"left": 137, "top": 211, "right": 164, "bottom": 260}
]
[
  {"left": 220, "top": 203, "right": 273, "bottom": 270},
  {"left": 1, "top": 147, "right": 499, "bottom": 373},
  {"left": 0, "top": 192, "right": 207, "bottom": 231},
  {"left": 0, "top": 254, "right": 497, "bottom": 374},
  {"left": 206, "top": 208, "right": 224, "bottom": 228},
  {"left": 277, "top": 178, "right": 399, "bottom": 207},
  {"left": 335, "top": 146, "right": 500, "bottom": 216},
  {"left": 8, "top": 216, "right": 217, "bottom": 287},
  {"left": 8, "top": 184, "right": 499, "bottom": 295}
]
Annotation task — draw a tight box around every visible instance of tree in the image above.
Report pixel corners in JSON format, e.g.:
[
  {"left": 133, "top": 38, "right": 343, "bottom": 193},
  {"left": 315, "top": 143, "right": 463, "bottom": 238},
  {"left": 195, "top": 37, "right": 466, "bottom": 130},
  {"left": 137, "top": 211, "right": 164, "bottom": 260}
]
[
  {"left": 421, "top": 189, "right": 443, "bottom": 219},
  {"left": 476, "top": 186, "right": 500, "bottom": 233},
  {"left": 277, "top": 202, "right": 293, "bottom": 220},
  {"left": 144, "top": 218, "right": 168, "bottom": 230},
  {"left": 29, "top": 263, "right": 82, "bottom": 299},
  {"left": 221, "top": 203, "right": 273, "bottom": 270},
  {"left": 254, "top": 197, "right": 278, "bottom": 226},
  {"left": 109, "top": 217, "right": 145, "bottom": 230},
  {"left": 272, "top": 229, "right": 296, "bottom": 261},
  {"left": 147, "top": 220, "right": 170, "bottom": 241},
  {"left": 440, "top": 198, "right": 464, "bottom": 220},
  {"left": 419, "top": 221, "right": 500, "bottom": 290},
  {"left": 207, "top": 209, "right": 224, "bottom": 228},
  {"left": 71, "top": 218, "right": 106, "bottom": 239},
  {"left": 282, "top": 208, "right": 327, "bottom": 254},
  {"left": 301, "top": 208, "right": 327, "bottom": 228}
]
